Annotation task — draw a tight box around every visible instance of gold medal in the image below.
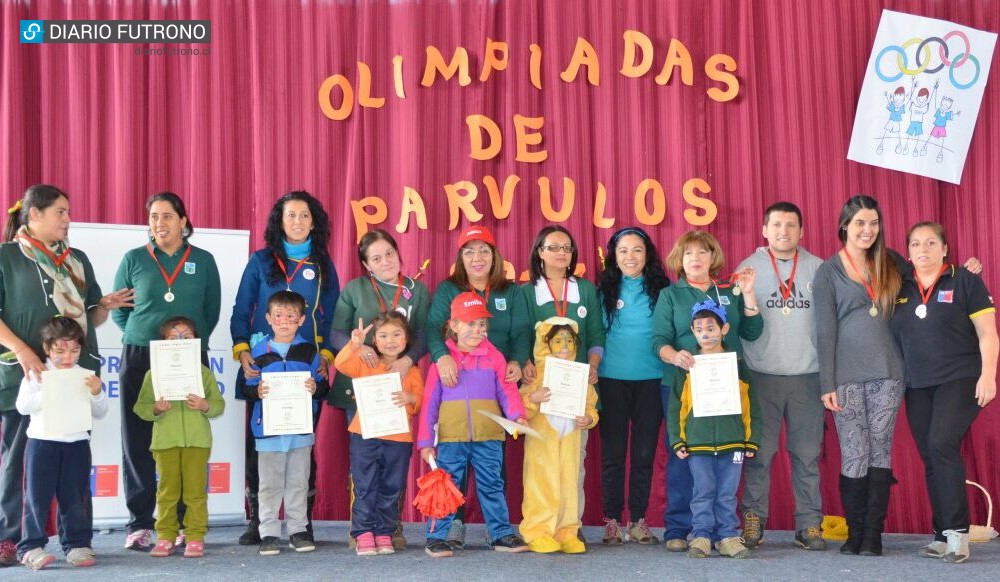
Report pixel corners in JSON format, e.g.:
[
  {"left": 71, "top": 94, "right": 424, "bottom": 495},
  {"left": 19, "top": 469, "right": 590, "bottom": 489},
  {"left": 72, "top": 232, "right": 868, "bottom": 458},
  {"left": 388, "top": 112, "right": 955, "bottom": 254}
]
[
  {"left": 164, "top": 291, "right": 175, "bottom": 303},
  {"left": 732, "top": 284, "right": 742, "bottom": 296},
  {"left": 869, "top": 304, "right": 878, "bottom": 317},
  {"left": 782, "top": 306, "right": 791, "bottom": 316}
]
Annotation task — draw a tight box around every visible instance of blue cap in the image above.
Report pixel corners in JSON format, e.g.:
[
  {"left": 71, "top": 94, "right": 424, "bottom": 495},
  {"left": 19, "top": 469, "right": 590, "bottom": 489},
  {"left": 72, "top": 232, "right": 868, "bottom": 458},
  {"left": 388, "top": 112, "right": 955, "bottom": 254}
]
[{"left": 690, "top": 299, "right": 727, "bottom": 324}]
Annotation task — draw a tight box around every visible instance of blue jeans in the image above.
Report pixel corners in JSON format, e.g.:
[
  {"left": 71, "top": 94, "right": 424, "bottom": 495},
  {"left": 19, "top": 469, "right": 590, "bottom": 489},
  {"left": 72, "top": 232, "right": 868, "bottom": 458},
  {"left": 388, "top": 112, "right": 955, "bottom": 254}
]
[
  {"left": 661, "top": 384, "right": 692, "bottom": 540},
  {"left": 426, "top": 441, "right": 514, "bottom": 543},
  {"left": 689, "top": 453, "right": 744, "bottom": 542}
]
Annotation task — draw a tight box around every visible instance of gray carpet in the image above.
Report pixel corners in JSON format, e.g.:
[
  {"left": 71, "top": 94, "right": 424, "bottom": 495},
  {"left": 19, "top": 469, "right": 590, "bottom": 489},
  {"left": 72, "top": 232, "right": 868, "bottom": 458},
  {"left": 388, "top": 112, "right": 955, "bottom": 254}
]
[{"left": 1, "top": 522, "right": 996, "bottom": 581}]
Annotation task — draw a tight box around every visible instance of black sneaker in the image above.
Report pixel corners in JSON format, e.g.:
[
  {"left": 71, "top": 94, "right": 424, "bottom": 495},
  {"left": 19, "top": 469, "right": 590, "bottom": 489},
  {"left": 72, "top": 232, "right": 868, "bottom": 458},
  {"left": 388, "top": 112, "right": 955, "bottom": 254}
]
[
  {"left": 289, "top": 532, "right": 316, "bottom": 553},
  {"left": 425, "top": 539, "right": 454, "bottom": 558},
  {"left": 794, "top": 527, "right": 827, "bottom": 551},
  {"left": 258, "top": 536, "right": 280, "bottom": 556},
  {"left": 490, "top": 534, "right": 528, "bottom": 553},
  {"left": 239, "top": 521, "right": 261, "bottom": 546}
]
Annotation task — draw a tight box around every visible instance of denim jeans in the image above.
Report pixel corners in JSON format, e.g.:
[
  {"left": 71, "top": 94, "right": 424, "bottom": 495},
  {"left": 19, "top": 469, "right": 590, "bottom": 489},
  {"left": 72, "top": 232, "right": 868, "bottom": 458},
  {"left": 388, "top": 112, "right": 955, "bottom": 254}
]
[{"left": 689, "top": 453, "right": 744, "bottom": 542}]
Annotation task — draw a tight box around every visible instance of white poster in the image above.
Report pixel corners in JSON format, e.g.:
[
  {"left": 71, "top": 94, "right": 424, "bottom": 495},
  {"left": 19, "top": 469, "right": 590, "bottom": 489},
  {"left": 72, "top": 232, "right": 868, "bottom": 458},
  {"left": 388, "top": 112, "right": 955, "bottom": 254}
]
[
  {"left": 70, "top": 223, "right": 249, "bottom": 529},
  {"left": 847, "top": 10, "right": 996, "bottom": 184}
]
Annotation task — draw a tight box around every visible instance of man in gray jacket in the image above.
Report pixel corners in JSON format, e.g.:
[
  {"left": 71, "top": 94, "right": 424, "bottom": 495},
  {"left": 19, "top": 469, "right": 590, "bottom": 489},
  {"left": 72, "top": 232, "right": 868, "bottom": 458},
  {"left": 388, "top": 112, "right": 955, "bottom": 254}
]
[{"left": 737, "top": 201, "right": 827, "bottom": 551}]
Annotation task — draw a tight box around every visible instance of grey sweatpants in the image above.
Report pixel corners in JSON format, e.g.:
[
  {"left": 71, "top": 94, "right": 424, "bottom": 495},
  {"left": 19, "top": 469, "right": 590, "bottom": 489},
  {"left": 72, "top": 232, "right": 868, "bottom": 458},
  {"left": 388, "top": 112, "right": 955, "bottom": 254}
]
[
  {"left": 832, "top": 379, "right": 904, "bottom": 478},
  {"left": 258, "top": 446, "right": 311, "bottom": 539},
  {"left": 740, "top": 372, "right": 824, "bottom": 532}
]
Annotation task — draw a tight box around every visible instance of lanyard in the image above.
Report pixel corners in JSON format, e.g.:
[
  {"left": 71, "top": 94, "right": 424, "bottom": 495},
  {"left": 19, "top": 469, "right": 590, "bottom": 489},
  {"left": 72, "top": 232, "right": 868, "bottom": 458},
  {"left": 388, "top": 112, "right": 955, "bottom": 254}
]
[
  {"left": 916, "top": 265, "right": 950, "bottom": 306},
  {"left": 146, "top": 243, "right": 193, "bottom": 291},
  {"left": 544, "top": 277, "right": 569, "bottom": 317},
  {"left": 22, "top": 234, "right": 70, "bottom": 267},
  {"left": 369, "top": 273, "right": 404, "bottom": 314},
  {"left": 842, "top": 249, "right": 878, "bottom": 316},
  {"left": 471, "top": 284, "right": 491, "bottom": 306},
  {"left": 274, "top": 253, "right": 310, "bottom": 290},
  {"left": 768, "top": 249, "right": 799, "bottom": 301}
]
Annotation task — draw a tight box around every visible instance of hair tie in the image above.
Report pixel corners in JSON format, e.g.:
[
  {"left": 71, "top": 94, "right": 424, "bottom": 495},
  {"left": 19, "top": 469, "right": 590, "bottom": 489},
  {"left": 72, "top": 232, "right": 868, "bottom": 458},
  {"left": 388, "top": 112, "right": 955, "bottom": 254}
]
[{"left": 7, "top": 199, "right": 23, "bottom": 215}]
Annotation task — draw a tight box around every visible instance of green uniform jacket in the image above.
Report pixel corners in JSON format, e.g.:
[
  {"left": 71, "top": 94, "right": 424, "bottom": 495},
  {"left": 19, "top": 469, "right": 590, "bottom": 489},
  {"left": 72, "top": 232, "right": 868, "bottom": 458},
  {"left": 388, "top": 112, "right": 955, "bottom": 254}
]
[
  {"left": 112, "top": 242, "right": 221, "bottom": 351},
  {"left": 133, "top": 365, "right": 225, "bottom": 450},
  {"left": 520, "top": 277, "right": 605, "bottom": 366},
  {"left": 667, "top": 354, "right": 760, "bottom": 455},
  {"left": 0, "top": 243, "right": 103, "bottom": 410},
  {"left": 650, "top": 278, "right": 764, "bottom": 386},
  {"left": 328, "top": 274, "right": 430, "bottom": 409},
  {"left": 426, "top": 280, "right": 531, "bottom": 366}
]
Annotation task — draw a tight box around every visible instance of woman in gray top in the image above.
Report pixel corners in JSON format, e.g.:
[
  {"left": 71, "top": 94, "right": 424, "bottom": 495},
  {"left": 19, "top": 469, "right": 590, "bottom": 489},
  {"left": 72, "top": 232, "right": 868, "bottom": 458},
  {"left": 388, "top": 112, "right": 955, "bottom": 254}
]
[{"left": 814, "top": 195, "right": 904, "bottom": 558}]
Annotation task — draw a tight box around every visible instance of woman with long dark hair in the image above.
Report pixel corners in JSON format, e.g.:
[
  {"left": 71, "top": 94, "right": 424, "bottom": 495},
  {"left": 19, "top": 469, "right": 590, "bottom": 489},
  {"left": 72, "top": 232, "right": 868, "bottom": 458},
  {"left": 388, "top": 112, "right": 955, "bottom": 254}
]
[
  {"left": 815, "top": 194, "right": 904, "bottom": 557},
  {"left": 112, "top": 192, "right": 221, "bottom": 552},
  {"left": 230, "top": 191, "right": 339, "bottom": 547},
  {"left": 595, "top": 227, "right": 670, "bottom": 545},
  {"left": 0, "top": 185, "right": 132, "bottom": 565}
]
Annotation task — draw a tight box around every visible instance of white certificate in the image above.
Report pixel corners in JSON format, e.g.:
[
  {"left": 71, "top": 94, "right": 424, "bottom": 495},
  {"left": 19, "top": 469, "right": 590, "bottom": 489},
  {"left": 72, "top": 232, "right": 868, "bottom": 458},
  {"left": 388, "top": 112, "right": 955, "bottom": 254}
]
[
  {"left": 261, "top": 372, "right": 314, "bottom": 436},
  {"left": 540, "top": 358, "right": 589, "bottom": 420},
  {"left": 353, "top": 373, "right": 409, "bottom": 439},
  {"left": 149, "top": 339, "right": 203, "bottom": 401},
  {"left": 41, "top": 368, "right": 93, "bottom": 437},
  {"left": 690, "top": 352, "right": 742, "bottom": 417}
]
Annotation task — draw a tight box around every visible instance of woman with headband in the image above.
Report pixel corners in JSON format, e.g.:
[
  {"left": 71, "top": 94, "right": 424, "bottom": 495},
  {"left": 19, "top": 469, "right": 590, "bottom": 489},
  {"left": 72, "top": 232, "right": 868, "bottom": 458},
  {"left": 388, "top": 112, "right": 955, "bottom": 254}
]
[{"left": 595, "top": 227, "right": 670, "bottom": 545}]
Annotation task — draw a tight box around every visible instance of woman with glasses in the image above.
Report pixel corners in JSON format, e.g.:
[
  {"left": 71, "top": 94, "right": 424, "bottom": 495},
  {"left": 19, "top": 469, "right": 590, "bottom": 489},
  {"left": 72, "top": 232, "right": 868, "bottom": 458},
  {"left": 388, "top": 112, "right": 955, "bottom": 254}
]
[
  {"left": 521, "top": 226, "right": 605, "bottom": 537},
  {"left": 424, "top": 225, "right": 532, "bottom": 548},
  {"left": 328, "top": 228, "right": 430, "bottom": 550}
]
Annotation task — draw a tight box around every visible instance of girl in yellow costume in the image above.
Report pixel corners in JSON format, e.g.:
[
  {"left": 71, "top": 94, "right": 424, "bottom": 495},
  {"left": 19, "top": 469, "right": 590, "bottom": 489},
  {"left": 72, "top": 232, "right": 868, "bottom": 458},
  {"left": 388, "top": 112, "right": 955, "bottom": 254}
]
[{"left": 519, "top": 317, "right": 598, "bottom": 554}]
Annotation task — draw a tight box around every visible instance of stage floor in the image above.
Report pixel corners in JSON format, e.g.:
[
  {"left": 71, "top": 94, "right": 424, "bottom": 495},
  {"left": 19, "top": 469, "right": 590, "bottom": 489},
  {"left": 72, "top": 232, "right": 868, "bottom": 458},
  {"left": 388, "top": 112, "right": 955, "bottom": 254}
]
[{"left": 6, "top": 522, "right": 996, "bottom": 581}]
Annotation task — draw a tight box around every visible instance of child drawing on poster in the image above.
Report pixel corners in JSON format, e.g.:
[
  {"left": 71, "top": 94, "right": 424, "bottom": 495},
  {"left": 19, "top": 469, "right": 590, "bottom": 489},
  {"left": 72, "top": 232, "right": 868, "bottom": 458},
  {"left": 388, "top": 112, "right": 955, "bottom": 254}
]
[
  {"left": 929, "top": 89, "right": 961, "bottom": 163},
  {"left": 904, "top": 80, "right": 931, "bottom": 156},
  {"left": 876, "top": 85, "right": 908, "bottom": 155}
]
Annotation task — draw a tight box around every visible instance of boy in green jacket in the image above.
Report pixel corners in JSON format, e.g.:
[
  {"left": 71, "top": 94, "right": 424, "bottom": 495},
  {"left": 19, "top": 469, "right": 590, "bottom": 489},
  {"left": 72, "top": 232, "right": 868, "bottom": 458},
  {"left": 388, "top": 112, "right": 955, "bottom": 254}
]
[{"left": 668, "top": 300, "right": 759, "bottom": 560}]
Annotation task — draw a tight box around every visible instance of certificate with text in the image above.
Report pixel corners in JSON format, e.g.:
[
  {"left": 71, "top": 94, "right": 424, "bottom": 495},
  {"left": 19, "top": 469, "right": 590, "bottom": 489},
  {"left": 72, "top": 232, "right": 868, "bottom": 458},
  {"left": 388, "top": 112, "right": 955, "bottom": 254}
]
[
  {"left": 353, "top": 373, "right": 409, "bottom": 439},
  {"left": 262, "top": 371, "right": 314, "bottom": 436},
  {"left": 540, "top": 358, "right": 589, "bottom": 420},
  {"left": 150, "top": 339, "right": 203, "bottom": 401},
  {"left": 41, "top": 368, "right": 93, "bottom": 437},
  {"left": 690, "top": 352, "right": 742, "bottom": 417}
]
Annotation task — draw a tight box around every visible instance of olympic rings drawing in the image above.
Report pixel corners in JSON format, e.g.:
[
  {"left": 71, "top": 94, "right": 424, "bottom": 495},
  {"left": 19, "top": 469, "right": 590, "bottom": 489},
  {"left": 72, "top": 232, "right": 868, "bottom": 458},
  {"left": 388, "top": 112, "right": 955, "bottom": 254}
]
[{"left": 874, "top": 30, "right": 980, "bottom": 89}]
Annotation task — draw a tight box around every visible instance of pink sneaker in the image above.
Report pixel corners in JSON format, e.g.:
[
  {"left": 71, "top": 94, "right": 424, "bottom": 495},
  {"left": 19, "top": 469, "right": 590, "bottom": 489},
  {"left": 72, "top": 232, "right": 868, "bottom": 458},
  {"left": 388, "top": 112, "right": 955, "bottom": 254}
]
[
  {"left": 125, "top": 529, "right": 154, "bottom": 551},
  {"left": 183, "top": 541, "right": 204, "bottom": 558},
  {"left": 149, "top": 540, "right": 175, "bottom": 557},
  {"left": 375, "top": 535, "right": 395, "bottom": 555},
  {"left": 355, "top": 532, "right": 377, "bottom": 556},
  {"left": 0, "top": 540, "right": 16, "bottom": 566}
]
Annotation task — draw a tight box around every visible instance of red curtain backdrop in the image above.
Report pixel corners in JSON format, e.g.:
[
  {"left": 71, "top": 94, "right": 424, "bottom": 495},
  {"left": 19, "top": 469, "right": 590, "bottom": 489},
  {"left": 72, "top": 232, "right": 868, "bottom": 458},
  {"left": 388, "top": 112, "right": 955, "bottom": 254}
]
[{"left": 2, "top": 0, "right": 999, "bottom": 533}]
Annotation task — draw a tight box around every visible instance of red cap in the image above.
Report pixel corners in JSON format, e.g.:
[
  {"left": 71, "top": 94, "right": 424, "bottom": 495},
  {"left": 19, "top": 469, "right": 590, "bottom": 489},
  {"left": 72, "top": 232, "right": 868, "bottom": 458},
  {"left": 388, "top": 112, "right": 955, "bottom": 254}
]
[
  {"left": 457, "top": 226, "right": 496, "bottom": 250},
  {"left": 450, "top": 292, "right": 493, "bottom": 322}
]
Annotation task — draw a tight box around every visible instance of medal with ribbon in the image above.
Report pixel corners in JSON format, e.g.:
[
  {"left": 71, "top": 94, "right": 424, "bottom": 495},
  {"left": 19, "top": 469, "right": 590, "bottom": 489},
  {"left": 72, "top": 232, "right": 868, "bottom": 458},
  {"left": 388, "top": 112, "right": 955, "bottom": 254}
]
[
  {"left": 915, "top": 264, "right": 949, "bottom": 320},
  {"left": 146, "top": 243, "right": 192, "bottom": 303},
  {"left": 768, "top": 249, "right": 799, "bottom": 316},
  {"left": 842, "top": 250, "right": 878, "bottom": 317}
]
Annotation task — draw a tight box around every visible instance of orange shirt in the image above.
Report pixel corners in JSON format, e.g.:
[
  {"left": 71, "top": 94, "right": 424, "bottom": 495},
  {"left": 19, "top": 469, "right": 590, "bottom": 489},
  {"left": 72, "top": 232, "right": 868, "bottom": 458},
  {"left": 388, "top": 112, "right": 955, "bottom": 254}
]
[{"left": 334, "top": 343, "right": 423, "bottom": 442}]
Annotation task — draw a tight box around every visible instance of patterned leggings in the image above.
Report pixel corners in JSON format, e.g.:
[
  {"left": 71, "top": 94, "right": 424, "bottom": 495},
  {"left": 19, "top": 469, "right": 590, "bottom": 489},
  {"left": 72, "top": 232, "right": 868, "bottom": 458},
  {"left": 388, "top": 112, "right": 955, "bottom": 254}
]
[{"left": 833, "top": 378, "right": 905, "bottom": 478}]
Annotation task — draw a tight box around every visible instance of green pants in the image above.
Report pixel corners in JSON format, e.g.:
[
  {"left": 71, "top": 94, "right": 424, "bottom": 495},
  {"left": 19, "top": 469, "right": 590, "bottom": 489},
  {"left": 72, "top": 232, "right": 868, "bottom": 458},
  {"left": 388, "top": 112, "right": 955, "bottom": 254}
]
[{"left": 153, "top": 447, "right": 211, "bottom": 542}]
